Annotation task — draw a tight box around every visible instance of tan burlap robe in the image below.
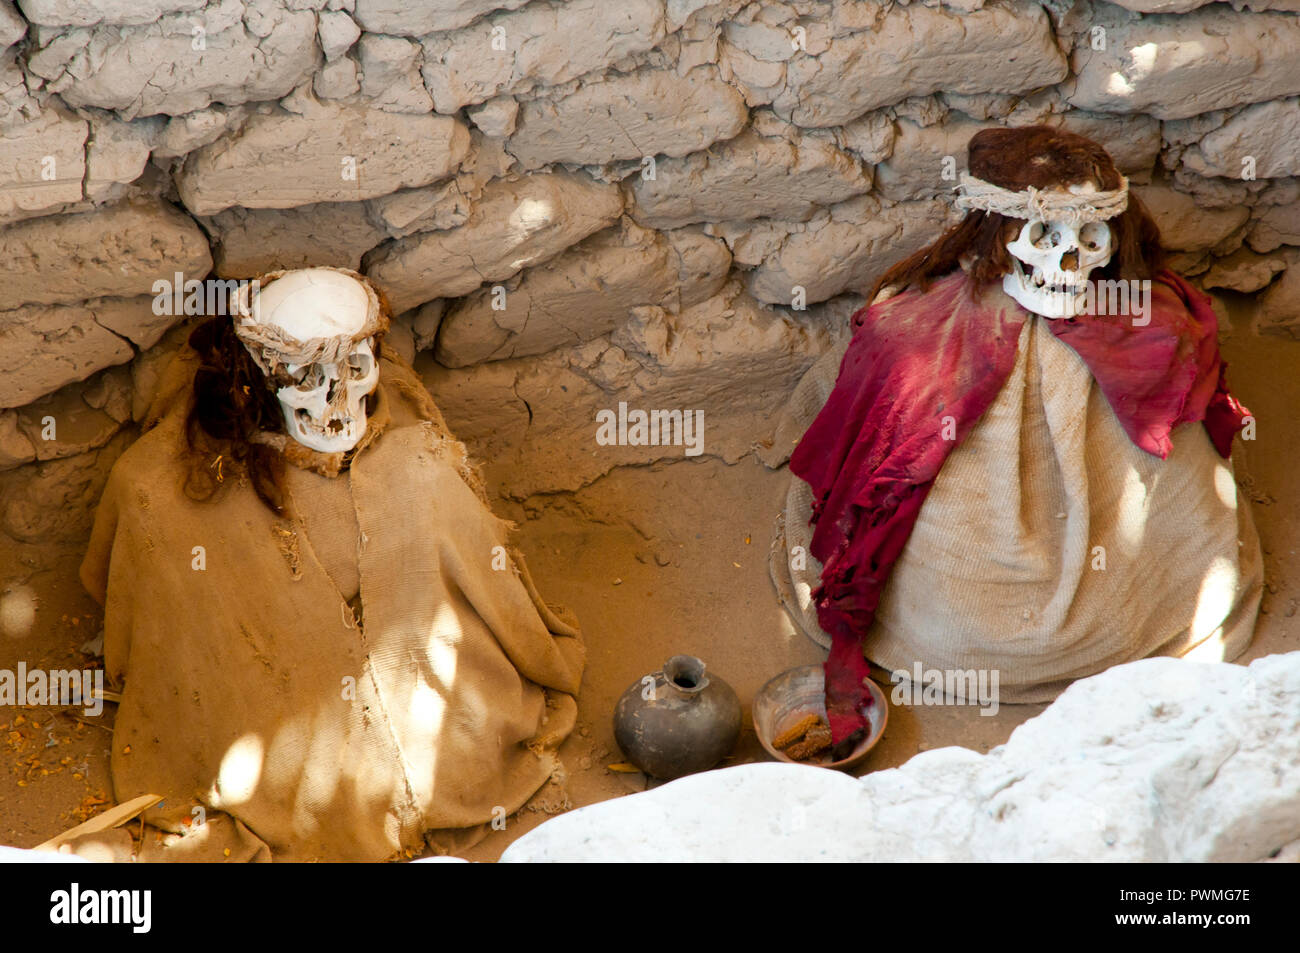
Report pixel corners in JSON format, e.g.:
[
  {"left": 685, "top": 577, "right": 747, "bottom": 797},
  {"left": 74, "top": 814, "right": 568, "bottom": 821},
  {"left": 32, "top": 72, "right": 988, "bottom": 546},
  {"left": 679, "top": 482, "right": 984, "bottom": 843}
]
[
  {"left": 81, "top": 350, "right": 584, "bottom": 861},
  {"left": 772, "top": 314, "right": 1262, "bottom": 701}
]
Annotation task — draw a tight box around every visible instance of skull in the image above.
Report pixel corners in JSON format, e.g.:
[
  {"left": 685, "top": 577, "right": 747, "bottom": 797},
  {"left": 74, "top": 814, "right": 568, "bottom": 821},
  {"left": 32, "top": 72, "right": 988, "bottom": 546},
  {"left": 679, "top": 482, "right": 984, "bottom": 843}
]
[
  {"left": 245, "top": 269, "right": 380, "bottom": 454},
  {"left": 1002, "top": 186, "right": 1115, "bottom": 319}
]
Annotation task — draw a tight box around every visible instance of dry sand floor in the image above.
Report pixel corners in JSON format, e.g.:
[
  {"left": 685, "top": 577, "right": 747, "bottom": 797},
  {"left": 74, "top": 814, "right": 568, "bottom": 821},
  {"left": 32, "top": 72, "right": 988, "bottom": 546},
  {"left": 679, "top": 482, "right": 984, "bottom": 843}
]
[{"left": 2, "top": 294, "right": 1296, "bottom": 860}]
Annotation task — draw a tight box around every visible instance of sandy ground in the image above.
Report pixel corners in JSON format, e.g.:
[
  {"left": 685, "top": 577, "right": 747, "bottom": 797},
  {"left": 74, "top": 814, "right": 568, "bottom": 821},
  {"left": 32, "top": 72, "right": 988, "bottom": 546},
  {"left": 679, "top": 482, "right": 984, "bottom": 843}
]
[{"left": 1, "top": 293, "right": 1296, "bottom": 860}]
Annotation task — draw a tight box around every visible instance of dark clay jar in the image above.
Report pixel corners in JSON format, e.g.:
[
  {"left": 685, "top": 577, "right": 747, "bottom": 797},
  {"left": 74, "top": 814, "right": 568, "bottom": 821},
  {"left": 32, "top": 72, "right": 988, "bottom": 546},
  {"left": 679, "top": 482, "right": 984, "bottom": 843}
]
[{"left": 613, "top": 655, "right": 742, "bottom": 780}]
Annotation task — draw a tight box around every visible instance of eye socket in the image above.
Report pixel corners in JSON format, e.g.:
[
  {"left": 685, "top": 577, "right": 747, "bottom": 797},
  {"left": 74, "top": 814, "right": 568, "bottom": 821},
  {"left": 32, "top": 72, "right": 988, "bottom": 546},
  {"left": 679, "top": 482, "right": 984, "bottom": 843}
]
[
  {"left": 1027, "top": 222, "right": 1047, "bottom": 246},
  {"left": 287, "top": 365, "right": 323, "bottom": 390},
  {"left": 347, "top": 351, "right": 373, "bottom": 380},
  {"left": 1080, "top": 222, "right": 1109, "bottom": 252}
]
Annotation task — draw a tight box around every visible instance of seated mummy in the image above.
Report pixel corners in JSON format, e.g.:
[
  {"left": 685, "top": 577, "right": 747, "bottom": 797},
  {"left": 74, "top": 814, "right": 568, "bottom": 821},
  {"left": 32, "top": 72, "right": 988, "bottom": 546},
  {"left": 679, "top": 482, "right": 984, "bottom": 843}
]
[
  {"left": 81, "top": 267, "right": 584, "bottom": 861},
  {"left": 772, "top": 127, "right": 1262, "bottom": 749}
]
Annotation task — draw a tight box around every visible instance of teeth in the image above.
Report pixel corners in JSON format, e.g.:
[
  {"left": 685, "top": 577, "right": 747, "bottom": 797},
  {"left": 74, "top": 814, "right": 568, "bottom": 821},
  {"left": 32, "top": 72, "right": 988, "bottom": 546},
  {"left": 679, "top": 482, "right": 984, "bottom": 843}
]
[{"left": 293, "top": 413, "right": 355, "bottom": 436}]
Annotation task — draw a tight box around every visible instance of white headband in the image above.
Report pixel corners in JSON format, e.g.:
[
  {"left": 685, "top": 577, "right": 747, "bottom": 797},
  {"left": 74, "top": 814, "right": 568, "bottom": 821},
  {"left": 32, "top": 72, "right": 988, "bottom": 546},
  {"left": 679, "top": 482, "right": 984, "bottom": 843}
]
[{"left": 953, "top": 172, "right": 1129, "bottom": 228}]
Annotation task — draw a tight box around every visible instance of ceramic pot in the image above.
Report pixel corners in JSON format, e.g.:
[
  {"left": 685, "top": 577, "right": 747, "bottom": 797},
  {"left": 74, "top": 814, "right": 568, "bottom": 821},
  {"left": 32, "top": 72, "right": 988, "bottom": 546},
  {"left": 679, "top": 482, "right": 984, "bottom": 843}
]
[{"left": 613, "top": 655, "right": 741, "bottom": 780}]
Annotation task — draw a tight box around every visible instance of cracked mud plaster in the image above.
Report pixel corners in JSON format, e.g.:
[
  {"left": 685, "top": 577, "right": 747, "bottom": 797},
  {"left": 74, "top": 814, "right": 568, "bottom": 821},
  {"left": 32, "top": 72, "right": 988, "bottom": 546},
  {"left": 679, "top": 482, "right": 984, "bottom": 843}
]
[{"left": 2, "top": 0, "right": 1300, "bottom": 521}]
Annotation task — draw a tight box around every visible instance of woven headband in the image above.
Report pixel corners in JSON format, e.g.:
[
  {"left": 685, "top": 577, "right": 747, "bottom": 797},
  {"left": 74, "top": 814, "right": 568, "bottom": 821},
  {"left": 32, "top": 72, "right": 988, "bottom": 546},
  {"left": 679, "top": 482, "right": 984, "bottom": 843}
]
[
  {"left": 953, "top": 172, "right": 1129, "bottom": 228},
  {"left": 232, "top": 267, "right": 388, "bottom": 374}
]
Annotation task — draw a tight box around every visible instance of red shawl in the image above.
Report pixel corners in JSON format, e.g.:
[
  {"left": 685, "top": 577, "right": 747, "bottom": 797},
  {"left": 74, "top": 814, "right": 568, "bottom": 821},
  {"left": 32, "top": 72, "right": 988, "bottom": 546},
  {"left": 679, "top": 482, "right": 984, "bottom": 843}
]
[{"left": 789, "top": 269, "right": 1249, "bottom": 746}]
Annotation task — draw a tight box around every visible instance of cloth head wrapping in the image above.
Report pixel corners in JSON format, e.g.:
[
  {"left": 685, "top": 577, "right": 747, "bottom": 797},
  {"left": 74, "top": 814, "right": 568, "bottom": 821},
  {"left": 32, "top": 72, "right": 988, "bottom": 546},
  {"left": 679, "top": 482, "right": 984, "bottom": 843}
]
[
  {"left": 953, "top": 172, "right": 1129, "bottom": 228},
  {"left": 232, "top": 267, "right": 389, "bottom": 376}
]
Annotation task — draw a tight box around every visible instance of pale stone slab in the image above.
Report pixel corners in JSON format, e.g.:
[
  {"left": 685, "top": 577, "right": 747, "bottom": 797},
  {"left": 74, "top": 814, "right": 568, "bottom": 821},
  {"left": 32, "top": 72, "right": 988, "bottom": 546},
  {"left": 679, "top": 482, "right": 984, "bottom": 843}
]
[
  {"left": 629, "top": 119, "right": 871, "bottom": 229},
  {"left": 38, "top": 6, "right": 320, "bottom": 119},
  {"left": 1068, "top": 7, "right": 1300, "bottom": 120},
  {"left": 435, "top": 220, "right": 730, "bottom": 366},
  {"left": 769, "top": 4, "right": 1067, "bottom": 127},
  {"left": 364, "top": 172, "right": 624, "bottom": 312},
  {"left": 420, "top": 0, "right": 667, "bottom": 113},
  {"left": 0, "top": 201, "right": 212, "bottom": 310},
  {"left": 506, "top": 67, "right": 749, "bottom": 170},
  {"left": 176, "top": 103, "right": 471, "bottom": 215}
]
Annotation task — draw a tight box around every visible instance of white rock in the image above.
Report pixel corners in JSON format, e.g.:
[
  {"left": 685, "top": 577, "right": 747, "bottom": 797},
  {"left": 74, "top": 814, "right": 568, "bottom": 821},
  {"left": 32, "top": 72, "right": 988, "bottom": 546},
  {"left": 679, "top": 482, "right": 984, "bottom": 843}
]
[
  {"left": 1247, "top": 202, "right": 1300, "bottom": 254},
  {"left": 0, "top": 49, "right": 40, "bottom": 130},
  {"left": 466, "top": 97, "right": 518, "bottom": 138},
  {"left": 769, "top": 4, "right": 1067, "bottom": 127},
  {"left": 0, "top": 431, "right": 130, "bottom": 542},
  {"left": 1171, "top": 167, "right": 1264, "bottom": 209},
  {"left": 352, "top": 0, "right": 530, "bottom": 35},
  {"left": 733, "top": 196, "right": 959, "bottom": 306},
  {"left": 666, "top": 0, "right": 716, "bottom": 31},
  {"left": 719, "top": 36, "right": 786, "bottom": 107},
  {"left": 0, "top": 845, "right": 85, "bottom": 862},
  {"left": 38, "top": 6, "right": 321, "bottom": 119},
  {"left": 1257, "top": 250, "right": 1300, "bottom": 339},
  {"left": 1133, "top": 184, "right": 1251, "bottom": 253},
  {"left": 628, "top": 120, "right": 871, "bottom": 230},
  {"left": 176, "top": 102, "right": 470, "bottom": 215},
  {"left": 357, "top": 34, "right": 433, "bottom": 113},
  {"left": 422, "top": 282, "right": 832, "bottom": 498},
  {"left": 364, "top": 172, "right": 624, "bottom": 312},
  {"left": 873, "top": 116, "right": 992, "bottom": 202},
  {"left": 317, "top": 9, "right": 360, "bottom": 60},
  {"left": 0, "top": 408, "right": 35, "bottom": 470},
  {"left": 0, "top": 296, "right": 164, "bottom": 409},
  {"left": 0, "top": 200, "right": 211, "bottom": 310},
  {"left": 435, "top": 219, "right": 731, "bottom": 366},
  {"left": 1103, "top": 0, "right": 1211, "bottom": 9},
  {"left": 314, "top": 57, "right": 361, "bottom": 99},
  {"left": 1200, "top": 250, "right": 1288, "bottom": 293},
  {"left": 16, "top": 0, "right": 206, "bottom": 26},
  {"left": 367, "top": 177, "right": 476, "bottom": 238},
  {"left": 891, "top": 94, "right": 949, "bottom": 129},
  {"left": 0, "top": 1, "right": 26, "bottom": 48},
  {"left": 1054, "top": 112, "right": 1162, "bottom": 178},
  {"left": 503, "top": 651, "right": 1300, "bottom": 862},
  {"left": 839, "top": 111, "right": 897, "bottom": 165},
  {"left": 1108, "top": 0, "right": 1300, "bottom": 10},
  {"left": 84, "top": 117, "right": 162, "bottom": 203},
  {"left": 0, "top": 107, "right": 86, "bottom": 219},
  {"left": 202, "top": 201, "right": 387, "bottom": 278},
  {"left": 1067, "top": 7, "right": 1300, "bottom": 120},
  {"left": 420, "top": 0, "right": 667, "bottom": 113},
  {"left": 15, "top": 369, "right": 132, "bottom": 462},
  {"left": 506, "top": 67, "right": 748, "bottom": 171},
  {"left": 403, "top": 299, "right": 446, "bottom": 353},
  {"left": 1182, "top": 98, "right": 1300, "bottom": 180},
  {"left": 153, "top": 105, "right": 249, "bottom": 160}
]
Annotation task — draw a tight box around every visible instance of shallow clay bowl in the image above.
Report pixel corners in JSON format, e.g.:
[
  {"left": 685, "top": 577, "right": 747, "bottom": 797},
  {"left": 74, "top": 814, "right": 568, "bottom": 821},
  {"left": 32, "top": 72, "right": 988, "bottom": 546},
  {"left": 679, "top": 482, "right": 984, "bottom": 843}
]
[{"left": 753, "top": 664, "right": 888, "bottom": 771}]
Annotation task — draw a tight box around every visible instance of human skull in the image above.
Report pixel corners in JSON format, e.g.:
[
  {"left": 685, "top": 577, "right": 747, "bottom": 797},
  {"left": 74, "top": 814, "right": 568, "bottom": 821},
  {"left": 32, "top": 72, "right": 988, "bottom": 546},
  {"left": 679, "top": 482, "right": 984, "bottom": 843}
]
[
  {"left": 246, "top": 269, "right": 379, "bottom": 454},
  {"left": 1002, "top": 187, "right": 1115, "bottom": 319}
]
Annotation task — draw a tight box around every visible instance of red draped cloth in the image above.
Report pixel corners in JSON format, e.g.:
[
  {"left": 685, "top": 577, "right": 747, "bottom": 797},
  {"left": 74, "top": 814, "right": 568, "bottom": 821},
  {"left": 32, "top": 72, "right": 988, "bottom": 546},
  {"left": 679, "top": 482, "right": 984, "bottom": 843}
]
[{"left": 789, "top": 269, "right": 1249, "bottom": 746}]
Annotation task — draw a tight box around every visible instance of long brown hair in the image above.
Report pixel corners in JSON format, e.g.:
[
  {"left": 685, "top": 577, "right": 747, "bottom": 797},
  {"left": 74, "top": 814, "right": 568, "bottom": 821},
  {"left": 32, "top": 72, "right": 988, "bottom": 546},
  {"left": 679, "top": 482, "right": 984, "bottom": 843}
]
[
  {"left": 868, "top": 126, "right": 1166, "bottom": 303},
  {"left": 183, "top": 316, "right": 290, "bottom": 515}
]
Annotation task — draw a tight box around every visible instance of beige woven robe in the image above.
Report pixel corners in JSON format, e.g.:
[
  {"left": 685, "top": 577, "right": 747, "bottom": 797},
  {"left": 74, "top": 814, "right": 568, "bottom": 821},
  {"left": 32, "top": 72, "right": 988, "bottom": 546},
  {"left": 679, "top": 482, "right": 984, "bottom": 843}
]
[{"left": 81, "top": 349, "right": 584, "bottom": 861}]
